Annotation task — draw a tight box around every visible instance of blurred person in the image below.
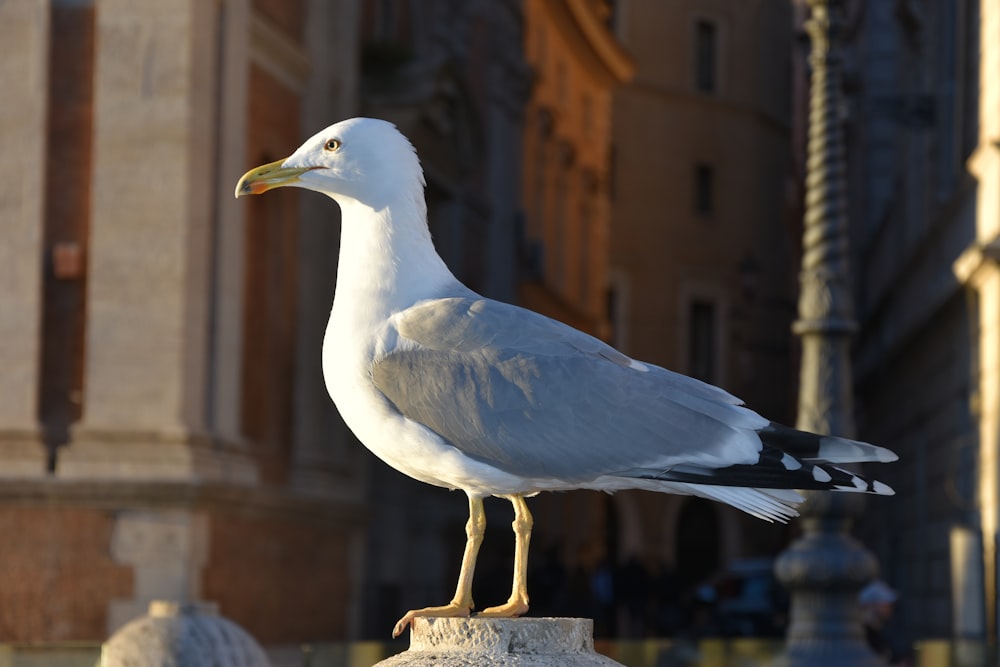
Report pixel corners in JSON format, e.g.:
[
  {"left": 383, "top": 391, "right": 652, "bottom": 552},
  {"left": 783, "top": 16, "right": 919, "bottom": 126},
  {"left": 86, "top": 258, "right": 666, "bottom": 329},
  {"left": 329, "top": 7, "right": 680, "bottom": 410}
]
[{"left": 859, "top": 580, "right": 911, "bottom": 666}]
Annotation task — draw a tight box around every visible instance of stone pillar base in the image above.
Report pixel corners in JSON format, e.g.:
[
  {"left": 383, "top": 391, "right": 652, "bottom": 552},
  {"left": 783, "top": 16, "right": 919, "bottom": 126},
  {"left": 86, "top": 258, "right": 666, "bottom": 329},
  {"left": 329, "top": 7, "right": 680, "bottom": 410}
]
[
  {"left": 58, "top": 428, "right": 258, "bottom": 484},
  {"left": 376, "top": 617, "right": 624, "bottom": 666}
]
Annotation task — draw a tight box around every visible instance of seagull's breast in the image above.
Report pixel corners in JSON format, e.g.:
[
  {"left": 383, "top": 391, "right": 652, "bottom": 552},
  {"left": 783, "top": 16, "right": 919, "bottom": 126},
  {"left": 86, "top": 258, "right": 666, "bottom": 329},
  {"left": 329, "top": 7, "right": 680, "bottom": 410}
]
[{"left": 321, "top": 314, "right": 526, "bottom": 494}]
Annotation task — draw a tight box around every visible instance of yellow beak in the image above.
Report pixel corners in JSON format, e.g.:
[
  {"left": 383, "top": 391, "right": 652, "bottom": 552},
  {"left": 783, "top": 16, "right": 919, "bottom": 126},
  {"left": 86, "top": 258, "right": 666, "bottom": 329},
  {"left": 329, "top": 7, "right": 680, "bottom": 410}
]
[{"left": 234, "top": 158, "right": 317, "bottom": 198}]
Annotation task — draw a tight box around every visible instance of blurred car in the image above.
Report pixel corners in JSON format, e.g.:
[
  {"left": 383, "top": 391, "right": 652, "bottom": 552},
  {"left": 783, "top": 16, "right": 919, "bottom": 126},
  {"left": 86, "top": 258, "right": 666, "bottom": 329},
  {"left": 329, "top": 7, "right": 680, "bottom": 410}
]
[{"left": 711, "top": 558, "right": 789, "bottom": 637}]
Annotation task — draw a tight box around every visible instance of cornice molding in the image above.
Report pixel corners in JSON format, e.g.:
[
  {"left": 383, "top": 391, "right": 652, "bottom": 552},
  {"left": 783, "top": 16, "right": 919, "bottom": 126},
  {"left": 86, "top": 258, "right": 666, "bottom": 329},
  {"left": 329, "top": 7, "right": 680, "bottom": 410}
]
[{"left": 549, "top": 0, "right": 635, "bottom": 85}]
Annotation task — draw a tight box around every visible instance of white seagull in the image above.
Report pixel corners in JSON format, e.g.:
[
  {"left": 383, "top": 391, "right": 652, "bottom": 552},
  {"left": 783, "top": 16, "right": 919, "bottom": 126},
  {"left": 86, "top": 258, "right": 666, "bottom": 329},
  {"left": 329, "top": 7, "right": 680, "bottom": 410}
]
[{"left": 235, "top": 118, "right": 896, "bottom": 638}]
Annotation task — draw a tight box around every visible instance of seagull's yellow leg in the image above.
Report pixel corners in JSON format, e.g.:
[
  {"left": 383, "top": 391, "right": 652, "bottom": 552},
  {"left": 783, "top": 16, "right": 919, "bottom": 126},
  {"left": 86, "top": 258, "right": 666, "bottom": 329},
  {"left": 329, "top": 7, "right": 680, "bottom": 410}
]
[
  {"left": 479, "top": 494, "right": 532, "bottom": 617},
  {"left": 392, "top": 494, "right": 486, "bottom": 637}
]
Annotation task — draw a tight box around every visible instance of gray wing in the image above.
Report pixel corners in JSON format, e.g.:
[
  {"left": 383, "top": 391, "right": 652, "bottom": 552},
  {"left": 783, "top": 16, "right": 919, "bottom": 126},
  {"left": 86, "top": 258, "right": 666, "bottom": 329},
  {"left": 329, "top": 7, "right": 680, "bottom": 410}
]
[{"left": 370, "top": 297, "right": 768, "bottom": 483}]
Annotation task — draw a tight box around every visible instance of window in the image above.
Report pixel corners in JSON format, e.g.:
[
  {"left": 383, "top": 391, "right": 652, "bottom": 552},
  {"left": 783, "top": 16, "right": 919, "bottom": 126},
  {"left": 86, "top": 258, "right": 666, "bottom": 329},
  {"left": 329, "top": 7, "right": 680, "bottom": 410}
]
[
  {"left": 694, "top": 19, "right": 718, "bottom": 93},
  {"left": 688, "top": 299, "right": 717, "bottom": 383},
  {"left": 694, "top": 163, "right": 714, "bottom": 217}
]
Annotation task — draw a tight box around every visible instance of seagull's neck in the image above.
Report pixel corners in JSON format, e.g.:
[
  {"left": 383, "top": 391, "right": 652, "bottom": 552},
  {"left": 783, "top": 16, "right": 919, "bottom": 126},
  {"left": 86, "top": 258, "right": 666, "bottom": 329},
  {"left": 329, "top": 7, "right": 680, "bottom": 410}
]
[{"left": 331, "top": 193, "right": 460, "bottom": 330}]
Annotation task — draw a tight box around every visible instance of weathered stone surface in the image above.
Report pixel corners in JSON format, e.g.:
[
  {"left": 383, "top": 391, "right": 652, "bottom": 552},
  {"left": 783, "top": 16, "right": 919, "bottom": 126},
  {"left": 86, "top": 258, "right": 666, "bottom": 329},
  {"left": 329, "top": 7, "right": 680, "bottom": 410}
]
[
  {"left": 375, "top": 617, "right": 624, "bottom": 666},
  {"left": 100, "top": 600, "right": 271, "bottom": 667},
  {"left": 0, "top": 0, "right": 47, "bottom": 438}
]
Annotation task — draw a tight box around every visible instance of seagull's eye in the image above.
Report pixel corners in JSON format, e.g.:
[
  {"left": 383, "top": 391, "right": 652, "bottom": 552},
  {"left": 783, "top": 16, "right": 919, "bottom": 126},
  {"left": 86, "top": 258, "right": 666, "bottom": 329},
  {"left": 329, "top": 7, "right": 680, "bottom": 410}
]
[{"left": 324, "top": 138, "right": 342, "bottom": 152}]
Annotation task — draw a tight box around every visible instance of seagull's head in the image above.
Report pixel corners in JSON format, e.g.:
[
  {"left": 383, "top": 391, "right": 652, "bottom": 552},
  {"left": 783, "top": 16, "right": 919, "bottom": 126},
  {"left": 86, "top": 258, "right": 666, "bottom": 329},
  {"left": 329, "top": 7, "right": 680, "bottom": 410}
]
[{"left": 235, "top": 117, "right": 424, "bottom": 209}]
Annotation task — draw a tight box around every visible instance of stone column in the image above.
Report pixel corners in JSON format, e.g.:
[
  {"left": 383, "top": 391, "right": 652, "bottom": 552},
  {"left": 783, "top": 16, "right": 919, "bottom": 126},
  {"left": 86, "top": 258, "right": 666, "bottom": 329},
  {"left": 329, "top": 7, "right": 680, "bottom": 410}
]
[
  {"left": 61, "top": 0, "right": 255, "bottom": 482},
  {"left": 209, "top": 0, "right": 250, "bottom": 452},
  {"left": 970, "top": 0, "right": 1000, "bottom": 644},
  {"left": 773, "top": 1, "right": 883, "bottom": 665},
  {"left": 955, "top": 239, "right": 1000, "bottom": 651},
  {"left": 0, "top": 0, "right": 50, "bottom": 476},
  {"left": 376, "top": 617, "right": 624, "bottom": 666}
]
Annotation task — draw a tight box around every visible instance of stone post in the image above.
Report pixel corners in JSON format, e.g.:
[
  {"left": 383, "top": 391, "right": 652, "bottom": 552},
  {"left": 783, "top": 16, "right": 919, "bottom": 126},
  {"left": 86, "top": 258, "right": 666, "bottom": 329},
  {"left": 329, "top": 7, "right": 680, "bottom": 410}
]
[
  {"left": 773, "top": 1, "right": 884, "bottom": 665},
  {"left": 376, "top": 617, "right": 624, "bottom": 666}
]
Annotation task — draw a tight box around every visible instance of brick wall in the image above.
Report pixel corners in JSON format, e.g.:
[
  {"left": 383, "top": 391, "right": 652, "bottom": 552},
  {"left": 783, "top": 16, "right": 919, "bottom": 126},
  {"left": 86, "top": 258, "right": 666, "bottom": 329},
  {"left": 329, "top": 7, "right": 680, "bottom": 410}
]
[
  {"left": 0, "top": 507, "right": 131, "bottom": 641},
  {"left": 203, "top": 511, "right": 352, "bottom": 642}
]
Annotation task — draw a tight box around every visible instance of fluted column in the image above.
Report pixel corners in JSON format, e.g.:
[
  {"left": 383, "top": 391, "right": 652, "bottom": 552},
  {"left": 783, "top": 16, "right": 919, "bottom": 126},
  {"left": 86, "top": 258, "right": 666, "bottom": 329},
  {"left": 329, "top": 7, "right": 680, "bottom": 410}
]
[{"left": 773, "top": 1, "right": 884, "bottom": 665}]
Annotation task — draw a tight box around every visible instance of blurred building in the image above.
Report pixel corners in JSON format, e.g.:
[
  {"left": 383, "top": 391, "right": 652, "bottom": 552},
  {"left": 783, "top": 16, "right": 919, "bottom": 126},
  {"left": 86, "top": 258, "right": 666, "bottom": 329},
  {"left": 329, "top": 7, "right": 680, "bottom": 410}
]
[
  {"left": 22, "top": 0, "right": 1000, "bottom": 655},
  {"left": 604, "top": 0, "right": 798, "bottom": 628},
  {"left": 836, "top": 0, "right": 993, "bottom": 652},
  {"left": 358, "top": 0, "right": 529, "bottom": 303},
  {"left": 0, "top": 0, "right": 804, "bottom": 648},
  {"left": 0, "top": 0, "right": 538, "bottom": 650},
  {"left": 518, "top": 0, "right": 632, "bottom": 338},
  {"left": 0, "top": 0, "right": 367, "bottom": 648}
]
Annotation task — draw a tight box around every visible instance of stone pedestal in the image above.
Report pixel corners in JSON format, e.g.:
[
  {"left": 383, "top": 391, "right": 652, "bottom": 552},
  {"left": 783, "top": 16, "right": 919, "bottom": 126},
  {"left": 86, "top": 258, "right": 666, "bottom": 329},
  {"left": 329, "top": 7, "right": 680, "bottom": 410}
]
[{"left": 376, "top": 617, "right": 624, "bottom": 666}]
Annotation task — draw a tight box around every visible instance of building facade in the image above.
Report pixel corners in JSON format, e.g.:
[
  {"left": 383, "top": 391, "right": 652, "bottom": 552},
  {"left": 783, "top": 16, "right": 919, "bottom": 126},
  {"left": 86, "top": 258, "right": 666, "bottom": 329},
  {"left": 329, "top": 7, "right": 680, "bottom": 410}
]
[
  {"left": 0, "top": 0, "right": 539, "bottom": 649},
  {"left": 839, "top": 0, "right": 997, "bottom": 651},
  {"left": 518, "top": 0, "right": 632, "bottom": 338},
  {"left": 0, "top": 0, "right": 368, "bottom": 647},
  {"left": 605, "top": 0, "right": 798, "bottom": 627}
]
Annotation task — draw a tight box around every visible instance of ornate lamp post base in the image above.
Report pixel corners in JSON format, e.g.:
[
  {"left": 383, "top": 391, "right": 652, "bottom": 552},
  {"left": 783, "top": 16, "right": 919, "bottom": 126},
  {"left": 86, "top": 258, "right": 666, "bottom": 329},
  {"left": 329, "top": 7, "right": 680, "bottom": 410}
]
[
  {"left": 774, "top": 0, "right": 886, "bottom": 665},
  {"left": 774, "top": 494, "right": 882, "bottom": 666}
]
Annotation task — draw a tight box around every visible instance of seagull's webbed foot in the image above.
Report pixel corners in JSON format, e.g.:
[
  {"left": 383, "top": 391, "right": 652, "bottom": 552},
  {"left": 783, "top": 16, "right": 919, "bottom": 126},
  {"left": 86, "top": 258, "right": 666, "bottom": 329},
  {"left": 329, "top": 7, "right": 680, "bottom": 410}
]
[
  {"left": 477, "top": 596, "right": 529, "bottom": 618},
  {"left": 393, "top": 601, "right": 472, "bottom": 638}
]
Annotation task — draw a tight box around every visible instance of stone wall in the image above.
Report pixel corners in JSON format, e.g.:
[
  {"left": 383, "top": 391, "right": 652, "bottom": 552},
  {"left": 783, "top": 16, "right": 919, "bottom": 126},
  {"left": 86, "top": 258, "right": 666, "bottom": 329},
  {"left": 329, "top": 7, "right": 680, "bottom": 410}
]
[{"left": 848, "top": 0, "right": 987, "bottom": 644}]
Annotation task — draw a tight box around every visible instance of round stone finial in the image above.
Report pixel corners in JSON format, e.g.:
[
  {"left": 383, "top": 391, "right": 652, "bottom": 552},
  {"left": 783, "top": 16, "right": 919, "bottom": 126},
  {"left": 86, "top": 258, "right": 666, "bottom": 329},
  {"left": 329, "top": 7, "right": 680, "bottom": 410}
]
[{"left": 100, "top": 599, "right": 271, "bottom": 667}]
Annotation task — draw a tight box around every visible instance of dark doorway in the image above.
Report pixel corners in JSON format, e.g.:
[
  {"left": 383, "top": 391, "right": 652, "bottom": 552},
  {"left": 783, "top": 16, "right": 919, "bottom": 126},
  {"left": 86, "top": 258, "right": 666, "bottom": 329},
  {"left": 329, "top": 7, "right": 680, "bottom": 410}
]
[{"left": 676, "top": 497, "right": 721, "bottom": 588}]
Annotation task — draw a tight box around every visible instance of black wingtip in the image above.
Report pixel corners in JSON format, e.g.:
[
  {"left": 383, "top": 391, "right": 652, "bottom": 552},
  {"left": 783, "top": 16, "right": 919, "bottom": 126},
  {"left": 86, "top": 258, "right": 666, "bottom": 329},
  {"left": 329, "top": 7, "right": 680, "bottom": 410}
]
[{"left": 758, "top": 422, "right": 898, "bottom": 465}]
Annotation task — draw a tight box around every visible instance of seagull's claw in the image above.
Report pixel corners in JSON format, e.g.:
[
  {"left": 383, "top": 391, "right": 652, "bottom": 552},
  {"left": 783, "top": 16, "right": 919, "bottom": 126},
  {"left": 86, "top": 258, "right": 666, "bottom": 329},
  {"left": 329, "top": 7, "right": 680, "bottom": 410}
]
[
  {"left": 477, "top": 596, "right": 529, "bottom": 618},
  {"left": 392, "top": 602, "right": 473, "bottom": 638}
]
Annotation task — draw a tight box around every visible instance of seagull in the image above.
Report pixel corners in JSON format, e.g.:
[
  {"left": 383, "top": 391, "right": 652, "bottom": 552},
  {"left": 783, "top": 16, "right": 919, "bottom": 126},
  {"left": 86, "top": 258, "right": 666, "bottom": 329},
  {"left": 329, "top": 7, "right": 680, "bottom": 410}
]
[{"left": 235, "top": 117, "right": 896, "bottom": 638}]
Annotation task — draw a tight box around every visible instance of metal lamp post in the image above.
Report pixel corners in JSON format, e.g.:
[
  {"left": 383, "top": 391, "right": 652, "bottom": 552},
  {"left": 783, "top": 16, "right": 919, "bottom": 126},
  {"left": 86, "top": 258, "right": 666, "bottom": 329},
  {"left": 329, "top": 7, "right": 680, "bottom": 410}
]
[{"left": 773, "top": 0, "right": 885, "bottom": 665}]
